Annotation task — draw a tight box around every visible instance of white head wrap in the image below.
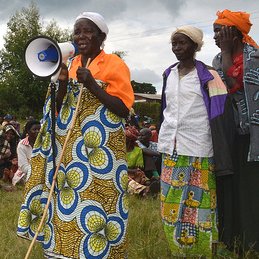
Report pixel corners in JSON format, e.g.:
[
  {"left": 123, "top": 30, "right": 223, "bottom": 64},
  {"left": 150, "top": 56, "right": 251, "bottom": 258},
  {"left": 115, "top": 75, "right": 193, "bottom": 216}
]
[
  {"left": 4, "top": 124, "right": 20, "bottom": 137},
  {"left": 75, "top": 12, "right": 109, "bottom": 48},
  {"left": 171, "top": 25, "right": 204, "bottom": 51}
]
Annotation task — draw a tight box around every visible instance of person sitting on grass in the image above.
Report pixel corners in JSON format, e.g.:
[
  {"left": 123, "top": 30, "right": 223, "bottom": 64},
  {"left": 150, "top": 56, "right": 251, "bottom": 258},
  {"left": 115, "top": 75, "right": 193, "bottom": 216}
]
[
  {"left": 0, "top": 127, "right": 12, "bottom": 179},
  {"left": 126, "top": 125, "right": 160, "bottom": 197},
  {"left": 10, "top": 115, "right": 21, "bottom": 136},
  {"left": 3, "top": 156, "right": 18, "bottom": 183},
  {"left": 136, "top": 127, "right": 161, "bottom": 178},
  {"left": 0, "top": 124, "right": 20, "bottom": 179},
  {"left": 12, "top": 120, "right": 41, "bottom": 185}
]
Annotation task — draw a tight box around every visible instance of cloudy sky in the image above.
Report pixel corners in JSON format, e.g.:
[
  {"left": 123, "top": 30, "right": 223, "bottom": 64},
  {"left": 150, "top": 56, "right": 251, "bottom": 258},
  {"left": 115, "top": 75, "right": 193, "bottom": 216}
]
[{"left": 0, "top": 0, "right": 258, "bottom": 93}]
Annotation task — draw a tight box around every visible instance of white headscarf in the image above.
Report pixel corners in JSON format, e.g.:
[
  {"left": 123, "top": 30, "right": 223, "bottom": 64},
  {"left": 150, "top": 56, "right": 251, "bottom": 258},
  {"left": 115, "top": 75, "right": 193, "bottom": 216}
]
[
  {"left": 171, "top": 25, "right": 204, "bottom": 51},
  {"left": 4, "top": 124, "right": 20, "bottom": 137},
  {"left": 75, "top": 12, "right": 109, "bottom": 48}
]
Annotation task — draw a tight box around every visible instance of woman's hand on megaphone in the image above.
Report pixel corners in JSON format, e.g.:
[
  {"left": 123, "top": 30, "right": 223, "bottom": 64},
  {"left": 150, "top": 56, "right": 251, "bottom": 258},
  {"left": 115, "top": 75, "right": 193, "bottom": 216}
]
[{"left": 58, "top": 63, "right": 69, "bottom": 82}]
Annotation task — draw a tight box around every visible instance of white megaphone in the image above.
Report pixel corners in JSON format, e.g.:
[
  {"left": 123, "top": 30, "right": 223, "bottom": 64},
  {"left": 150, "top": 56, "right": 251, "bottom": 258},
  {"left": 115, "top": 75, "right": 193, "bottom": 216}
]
[{"left": 24, "top": 36, "right": 78, "bottom": 82}]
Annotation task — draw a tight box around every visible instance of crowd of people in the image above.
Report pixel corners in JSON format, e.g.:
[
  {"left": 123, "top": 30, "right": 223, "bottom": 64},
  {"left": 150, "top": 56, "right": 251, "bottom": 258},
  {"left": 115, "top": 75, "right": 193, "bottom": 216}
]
[
  {"left": 0, "top": 7, "right": 256, "bottom": 259},
  {"left": 0, "top": 115, "right": 41, "bottom": 189}
]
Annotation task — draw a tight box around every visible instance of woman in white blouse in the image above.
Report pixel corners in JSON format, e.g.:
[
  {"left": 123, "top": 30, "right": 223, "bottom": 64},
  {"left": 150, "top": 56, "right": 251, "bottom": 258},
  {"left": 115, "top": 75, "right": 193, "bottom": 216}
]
[
  {"left": 13, "top": 120, "right": 40, "bottom": 185},
  {"left": 158, "top": 25, "right": 230, "bottom": 258}
]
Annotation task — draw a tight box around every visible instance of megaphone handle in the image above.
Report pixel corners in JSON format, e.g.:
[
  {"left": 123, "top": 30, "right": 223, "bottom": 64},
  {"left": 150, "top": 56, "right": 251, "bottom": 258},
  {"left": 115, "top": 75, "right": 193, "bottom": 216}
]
[{"left": 51, "top": 68, "right": 61, "bottom": 83}]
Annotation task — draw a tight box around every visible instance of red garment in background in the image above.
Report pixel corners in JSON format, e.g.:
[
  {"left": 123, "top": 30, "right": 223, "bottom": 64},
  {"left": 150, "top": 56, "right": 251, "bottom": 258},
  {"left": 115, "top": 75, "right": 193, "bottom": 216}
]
[
  {"left": 227, "top": 53, "right": 244, "bottom": 94},
  {"left": 150, "top": 127, "right": 158, "bottom": 142}
]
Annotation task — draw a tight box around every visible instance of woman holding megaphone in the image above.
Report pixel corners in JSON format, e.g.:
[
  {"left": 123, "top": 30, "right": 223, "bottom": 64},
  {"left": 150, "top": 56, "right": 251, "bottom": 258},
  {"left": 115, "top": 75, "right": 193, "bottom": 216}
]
[{"left": 18, "top": 12, "right": 134, "bottom": 259}]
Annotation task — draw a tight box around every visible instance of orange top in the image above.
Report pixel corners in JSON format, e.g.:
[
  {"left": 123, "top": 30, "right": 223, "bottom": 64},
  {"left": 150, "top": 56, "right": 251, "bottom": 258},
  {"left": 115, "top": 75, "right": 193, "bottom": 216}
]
[
  {"left": 68, "top": 50, "right": 134, "bottom": 109},
  {"left": 214, "top": 9, "right": 258, "bottom": 48}
]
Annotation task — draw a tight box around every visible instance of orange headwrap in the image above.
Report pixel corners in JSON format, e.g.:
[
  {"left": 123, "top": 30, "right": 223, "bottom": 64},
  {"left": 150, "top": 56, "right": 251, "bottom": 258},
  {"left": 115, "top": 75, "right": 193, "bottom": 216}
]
[{"left": 215, "top": 9, "right": 258, "bottom": 48}]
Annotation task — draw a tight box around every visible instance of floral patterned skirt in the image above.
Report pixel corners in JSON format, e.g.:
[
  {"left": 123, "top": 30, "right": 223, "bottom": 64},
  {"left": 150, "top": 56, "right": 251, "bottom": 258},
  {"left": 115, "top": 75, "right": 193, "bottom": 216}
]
[
  {"left": 17, "top": 85, "right": 129, "bottom": 258},
  {"left": 160, "top": 151, "right": 218, "bottom": 258}
]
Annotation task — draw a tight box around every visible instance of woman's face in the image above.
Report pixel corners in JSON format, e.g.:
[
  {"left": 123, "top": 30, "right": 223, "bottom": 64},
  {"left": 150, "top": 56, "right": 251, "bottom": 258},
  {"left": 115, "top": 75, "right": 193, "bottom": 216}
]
[
  {"left": 213, "top": 23, "right": 241, "bottom": 48},
  {"left": 28, "top": 124, "right": 41, "bottom": 140},
  {"left": 171, "top": 33, "right": 197, "bottom": 61},
  {"left": 5, "top": 130, "right": 15, "bottom": 142},
  {"left": 138, "top": 129, "right": 151, "bottom": 145},
  {"left": 213, "top": 23, "right": 222, "bottom": 48},
  {"left": 73, "top": 18, "right": 104, "bottom": 56}
]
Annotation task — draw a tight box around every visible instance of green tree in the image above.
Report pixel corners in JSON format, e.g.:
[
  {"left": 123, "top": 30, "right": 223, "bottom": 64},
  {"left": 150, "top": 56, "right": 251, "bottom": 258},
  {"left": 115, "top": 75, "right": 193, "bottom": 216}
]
[
  {"left": 0, "top": 3, "right": 71, "bottom": 118},
  {"left": 44, "top": 20, "right": 72, "bottom": 42},
  {"left": 131, "top": 80, "right": 157, "bottom": 94}
]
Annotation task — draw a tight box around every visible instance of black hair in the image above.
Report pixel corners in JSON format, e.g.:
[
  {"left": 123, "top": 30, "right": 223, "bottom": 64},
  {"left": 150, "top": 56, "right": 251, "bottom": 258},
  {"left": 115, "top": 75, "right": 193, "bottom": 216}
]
[{"left": 21, "top": 120, "right": 40, "bottom": 139}]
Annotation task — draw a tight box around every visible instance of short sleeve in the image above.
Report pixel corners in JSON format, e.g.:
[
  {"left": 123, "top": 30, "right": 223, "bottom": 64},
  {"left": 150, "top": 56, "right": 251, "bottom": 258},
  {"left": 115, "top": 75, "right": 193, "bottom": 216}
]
[{"left": 105, "top": 55, "right": 134, "bottom": 109}]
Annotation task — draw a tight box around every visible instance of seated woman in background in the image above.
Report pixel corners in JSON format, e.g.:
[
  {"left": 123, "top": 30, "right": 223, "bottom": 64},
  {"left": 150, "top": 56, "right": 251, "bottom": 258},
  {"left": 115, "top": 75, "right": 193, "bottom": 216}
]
[
  {"left": 0, "top": 128, "right": 11, "bottom": 179},
  {"left": 1, "top": 124, "right": 20, "bottom": 182},
  {"left": 126, "top": 126, "right": 159, "bottom": 196},
  {"left": 10, "top": 116, "right": 21, "bottom": 136},
  {"left": 136, "top": 127, "right": 161, "bottom": 178},
  {"left": 12, "top": 120, "right": 41, "bottom": 185}
]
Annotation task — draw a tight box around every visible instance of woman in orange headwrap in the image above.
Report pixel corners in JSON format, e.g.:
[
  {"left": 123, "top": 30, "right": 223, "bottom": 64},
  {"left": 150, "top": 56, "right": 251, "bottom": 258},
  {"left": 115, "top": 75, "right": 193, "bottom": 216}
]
[
  {"left": 213, "top": 9, "right": 259, "bottom": 253},
  {"left": 214, "top": 9, "right": 258, "bottom": 48}
]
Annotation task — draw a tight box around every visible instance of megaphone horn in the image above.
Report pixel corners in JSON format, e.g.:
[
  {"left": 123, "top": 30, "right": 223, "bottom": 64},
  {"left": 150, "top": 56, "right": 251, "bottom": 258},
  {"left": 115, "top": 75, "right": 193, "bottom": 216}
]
[{"left": 24, "top": 35, "right": 78, "bottom": 80}]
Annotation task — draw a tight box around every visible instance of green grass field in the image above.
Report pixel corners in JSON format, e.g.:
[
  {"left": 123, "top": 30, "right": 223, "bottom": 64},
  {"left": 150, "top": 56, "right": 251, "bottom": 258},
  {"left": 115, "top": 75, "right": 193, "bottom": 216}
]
[{"left": 0, "top": 185, "right": 258, "bottom": 259}]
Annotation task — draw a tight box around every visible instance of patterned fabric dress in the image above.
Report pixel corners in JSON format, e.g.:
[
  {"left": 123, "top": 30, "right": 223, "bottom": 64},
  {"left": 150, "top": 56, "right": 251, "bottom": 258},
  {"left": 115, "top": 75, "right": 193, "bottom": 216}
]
[
  {"left": 160, "top": 152, "right": 218, "bottom": 258},
  {"left": 159, "top": 61, "right": 226, "bottom": 258},
  {"left": 17, "top": 52, "right": 133, "bottom": 258}
]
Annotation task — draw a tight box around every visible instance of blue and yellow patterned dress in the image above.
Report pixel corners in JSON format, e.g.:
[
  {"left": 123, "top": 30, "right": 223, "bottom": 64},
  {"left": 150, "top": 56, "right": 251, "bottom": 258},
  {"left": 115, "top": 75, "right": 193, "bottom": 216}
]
[{"left": 17, "top": 51, "right": 134, "bottom": 258}]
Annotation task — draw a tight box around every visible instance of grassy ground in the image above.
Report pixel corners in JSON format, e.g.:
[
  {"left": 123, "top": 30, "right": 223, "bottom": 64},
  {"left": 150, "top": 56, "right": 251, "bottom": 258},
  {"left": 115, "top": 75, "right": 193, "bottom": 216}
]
[
  {"left": 0, "top": 185, "right": 43, "bottom": 259},
  {"left": 0, "top": 184, "right": 258, "bottom": 259}
]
